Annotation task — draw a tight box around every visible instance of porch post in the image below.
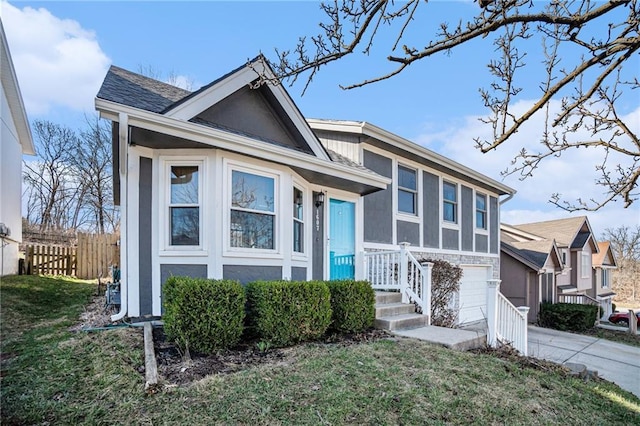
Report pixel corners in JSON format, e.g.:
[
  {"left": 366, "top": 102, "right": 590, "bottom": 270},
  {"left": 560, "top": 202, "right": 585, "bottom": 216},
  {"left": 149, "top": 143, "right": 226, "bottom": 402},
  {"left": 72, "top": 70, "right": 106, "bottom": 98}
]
[
  {"left": 424, "top": 262, "right": 433, "bottom": 325},
  {"left": 629, "top": 309, "right": 637, "bottom": 335},
  {"left": 517, "top": 306, "right": 530, "bottom": 356},
  {"left": 399, "top": 242, "right": 410, "bottom": 304},
  {"left": 486, "top": 279, "right": 501, "bottom": 348}
]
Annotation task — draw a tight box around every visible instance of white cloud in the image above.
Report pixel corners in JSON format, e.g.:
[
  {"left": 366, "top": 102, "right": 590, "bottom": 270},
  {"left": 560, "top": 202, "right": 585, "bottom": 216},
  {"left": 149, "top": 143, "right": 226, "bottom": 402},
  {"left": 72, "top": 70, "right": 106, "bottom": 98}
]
[
  {"left": 414, "top": 99, "right": 640, "bottom": 230},
  {"left": 1, "top": 1, "right": 110, "bottom": 115}
]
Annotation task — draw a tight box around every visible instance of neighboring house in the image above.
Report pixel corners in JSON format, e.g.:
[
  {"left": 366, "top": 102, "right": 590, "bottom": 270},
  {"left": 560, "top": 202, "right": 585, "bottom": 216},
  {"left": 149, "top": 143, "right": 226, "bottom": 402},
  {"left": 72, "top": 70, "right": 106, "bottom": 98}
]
[
  {"left": 0, "top": 20, "right": 35, "bottom": 276},
  {"left": 500, "top": 224, "right": 563, "bottom": 322},
  {"left": 592, "top": 241, "right": 617, "bottom": 319},
  {"left": 500, "top": 216, "right": 613, "bottom": 322},
  {"left": 95, "top": 57, "right": 515, "bottom": 323}
]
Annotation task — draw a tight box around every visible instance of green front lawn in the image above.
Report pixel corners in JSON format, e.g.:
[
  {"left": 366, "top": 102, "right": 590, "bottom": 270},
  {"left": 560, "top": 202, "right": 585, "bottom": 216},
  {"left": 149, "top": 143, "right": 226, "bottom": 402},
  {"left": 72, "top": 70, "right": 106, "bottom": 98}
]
[{"left": 1, "top": 275, "right": 639, "bottom": 425}]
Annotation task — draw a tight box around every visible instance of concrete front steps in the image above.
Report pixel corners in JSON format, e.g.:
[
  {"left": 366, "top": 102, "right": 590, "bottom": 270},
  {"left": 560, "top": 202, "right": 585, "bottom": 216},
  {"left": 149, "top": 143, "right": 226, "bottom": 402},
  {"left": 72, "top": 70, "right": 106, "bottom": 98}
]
[
  {"left": 375, "top": 291, "right": 486, "bottom": 351},
  {"left": 375, "top": 291, "right": 429, "bottom": 331}
]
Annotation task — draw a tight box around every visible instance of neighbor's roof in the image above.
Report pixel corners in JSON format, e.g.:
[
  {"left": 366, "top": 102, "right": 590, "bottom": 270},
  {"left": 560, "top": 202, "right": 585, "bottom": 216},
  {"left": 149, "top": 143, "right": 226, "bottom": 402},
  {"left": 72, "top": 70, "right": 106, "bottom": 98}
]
[
  {"left": 501, "top": 238, "right": 558, "bottom": 270},
  {"left": 593, "top": 241, "right": 617, "bottom": 268},
  {"left": 511, "top": 216, "right": 592, "bottom": 248}
]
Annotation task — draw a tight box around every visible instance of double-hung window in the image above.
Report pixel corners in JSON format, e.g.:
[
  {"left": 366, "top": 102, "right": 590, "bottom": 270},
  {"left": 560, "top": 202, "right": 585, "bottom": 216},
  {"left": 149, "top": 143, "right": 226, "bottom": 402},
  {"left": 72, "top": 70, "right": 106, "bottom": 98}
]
[
  {"left": 602, "top": 269, "right": 610, "bottom": 288},
  {"left": 443, "top": 181, "right": 457, "bottom": 223},
  {"left": 169, "top": 164, "right": 201, "bottom": 246},
  {"left": 230, "top": 169, "right": 276, "bottom": 250},
  {"left": 293, "top": 187, "right": 304, "bottom": 253},
  {"left": 398, "top": 165, "right": 417, "bottom": 215},
  {"left": 476, "top": 193, "right": 487, "bottom": 230}
]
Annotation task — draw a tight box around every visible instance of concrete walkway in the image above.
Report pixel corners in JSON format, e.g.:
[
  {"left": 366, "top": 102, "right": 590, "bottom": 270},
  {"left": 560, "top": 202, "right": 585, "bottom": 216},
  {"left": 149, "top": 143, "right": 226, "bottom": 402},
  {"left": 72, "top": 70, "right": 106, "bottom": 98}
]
[
  {"left": 392, "top": 325, "right": 486, "bottom": 351},
  {"left": 528, "top": 326, "right": 640, "bottom": 398}
]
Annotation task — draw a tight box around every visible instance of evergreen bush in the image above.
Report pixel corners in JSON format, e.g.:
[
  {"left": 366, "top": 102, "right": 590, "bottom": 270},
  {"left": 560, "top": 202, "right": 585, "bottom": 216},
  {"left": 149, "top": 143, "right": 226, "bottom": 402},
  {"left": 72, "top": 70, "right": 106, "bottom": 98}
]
[
  {"left": 326, "top": 280, "right": 375, "bottom": 333},
  {"left": 538, "top": 302, "right": 598, "bottom": 332},
  {"left": 245, "top": 280, "right": 331, "bottom": 347},
  {"left": 163, "top": 277, "right": 245, "bottom": 354}
]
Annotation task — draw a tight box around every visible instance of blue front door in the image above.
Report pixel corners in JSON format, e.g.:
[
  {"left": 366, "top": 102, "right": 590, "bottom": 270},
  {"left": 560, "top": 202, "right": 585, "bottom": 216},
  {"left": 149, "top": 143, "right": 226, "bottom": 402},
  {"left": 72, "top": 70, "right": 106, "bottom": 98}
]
[{"left": 329, "top": 198, "right": 355, "bottom": 280}]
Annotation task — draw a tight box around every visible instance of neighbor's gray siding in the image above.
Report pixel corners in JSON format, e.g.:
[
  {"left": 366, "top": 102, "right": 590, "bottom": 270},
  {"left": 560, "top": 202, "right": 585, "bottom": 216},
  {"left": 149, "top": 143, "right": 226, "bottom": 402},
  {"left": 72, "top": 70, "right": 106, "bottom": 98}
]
[
  {"left": 443, "top": 228, "right": 459, "bottom": 250},
  {"left": 461, "top": 185, "right": 473, "bottom": 252},
  {"left": 397, "top": 221, "right": 420, "bottom": 246},
  {"left": 423, "top": 171, "right": 440, "bottom": 248},
  {"left": 489, "top": 196, "right": 499, "bottom": 254},
  {"left": 363, "top": 150, "right": 392, "bottom": 244},
  {"left": 223, "top": 265, "right": 282, "bottom": 284},
  {"left": 139, "top": 157, "right": 153, "bottom": 316},
  {"left": 476, "top": 234, "right": 488, "bottom": 253},
  {"left": 291, "top": 266, "right": 307, "bottom": 281}
]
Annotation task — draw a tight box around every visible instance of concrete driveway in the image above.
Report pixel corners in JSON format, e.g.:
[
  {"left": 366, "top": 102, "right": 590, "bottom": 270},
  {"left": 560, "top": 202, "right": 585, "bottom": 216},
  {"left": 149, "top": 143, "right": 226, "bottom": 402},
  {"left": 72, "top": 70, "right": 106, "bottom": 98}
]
[{"left": 528, "top": 326, "right": 640, "bottom": 398}]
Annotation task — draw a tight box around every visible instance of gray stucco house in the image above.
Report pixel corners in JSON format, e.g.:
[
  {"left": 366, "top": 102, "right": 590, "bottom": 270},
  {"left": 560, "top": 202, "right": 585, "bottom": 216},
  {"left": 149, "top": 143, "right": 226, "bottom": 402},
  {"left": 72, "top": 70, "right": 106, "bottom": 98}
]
[{"left": 95, "top": 57, "right": 515, "bottom": 323}]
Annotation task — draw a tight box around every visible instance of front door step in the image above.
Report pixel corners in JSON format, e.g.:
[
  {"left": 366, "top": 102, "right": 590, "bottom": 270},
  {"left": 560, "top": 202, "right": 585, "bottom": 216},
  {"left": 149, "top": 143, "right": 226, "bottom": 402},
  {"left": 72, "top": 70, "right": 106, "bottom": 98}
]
[{"left": 374, "top": 291, "right": 428, "bottom": 331}]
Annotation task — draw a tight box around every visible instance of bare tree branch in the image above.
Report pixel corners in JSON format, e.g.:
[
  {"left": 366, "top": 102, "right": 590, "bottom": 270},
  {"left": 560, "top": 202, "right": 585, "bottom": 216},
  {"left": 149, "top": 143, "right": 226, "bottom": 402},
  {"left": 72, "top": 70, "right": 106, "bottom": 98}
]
[{"left": 271, "top": 0, "right": 639, "bottom": 211}]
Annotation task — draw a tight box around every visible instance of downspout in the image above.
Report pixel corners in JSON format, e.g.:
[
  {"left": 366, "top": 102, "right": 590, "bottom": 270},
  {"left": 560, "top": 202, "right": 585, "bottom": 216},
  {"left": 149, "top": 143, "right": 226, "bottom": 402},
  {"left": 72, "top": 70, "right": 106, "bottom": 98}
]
[
  {"left": 499, "top": 191, "right": 516, "bottom": 205},
  {"left": 112, "top": 113, "right": 129, "bottom": 321}
]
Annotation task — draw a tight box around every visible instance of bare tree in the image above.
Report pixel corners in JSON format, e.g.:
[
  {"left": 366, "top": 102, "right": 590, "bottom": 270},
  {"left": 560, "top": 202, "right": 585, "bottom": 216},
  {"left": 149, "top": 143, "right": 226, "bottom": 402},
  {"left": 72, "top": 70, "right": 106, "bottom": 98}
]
[
  {"left": 602, "top": 225, "right": 640, "bottom": 303},
  {"left": 137, "top": 64, "right": 196, "bottom": 91},
  {"left": 23, "top": 120, "right": 84, "bottom": 231},
  {"left": 23, "top": 118, "right": 118, "bottom": 234},
  {"left": 270, "top": 0, "right": 639, "bottom": 210},
  {"left": 75, "top": 116, "right": 118, "bottom": 233}
]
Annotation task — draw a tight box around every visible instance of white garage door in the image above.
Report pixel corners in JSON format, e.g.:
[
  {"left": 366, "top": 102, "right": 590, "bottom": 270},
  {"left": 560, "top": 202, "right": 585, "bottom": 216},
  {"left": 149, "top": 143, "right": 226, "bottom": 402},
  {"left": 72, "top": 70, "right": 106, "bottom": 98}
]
[{"left": 458, "top": 266, "right": 490, "bottom": 324}]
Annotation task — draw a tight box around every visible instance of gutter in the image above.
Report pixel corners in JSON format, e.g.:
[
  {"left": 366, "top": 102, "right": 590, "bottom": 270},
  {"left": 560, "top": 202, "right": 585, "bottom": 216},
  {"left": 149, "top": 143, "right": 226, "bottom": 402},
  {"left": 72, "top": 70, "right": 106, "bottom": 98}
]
[{"left": 96, "top": 99, "right": 390, "bottom": 191}]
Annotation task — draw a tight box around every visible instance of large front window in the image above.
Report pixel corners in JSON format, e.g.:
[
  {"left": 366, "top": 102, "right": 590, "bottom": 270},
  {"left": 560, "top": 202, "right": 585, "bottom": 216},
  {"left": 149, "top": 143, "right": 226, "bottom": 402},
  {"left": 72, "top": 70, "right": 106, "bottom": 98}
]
[
  {"left": 443, "top": 181, "right": 457, "bottom": 223},
  {"left": 230, "top": 170, "right": 276, "bottom": 249},
  {"left": 169, "top": 165, "right": 200, "bottom": 246},
  {"left": 398, "top": 165, "right": 417, "bottom": 214}
]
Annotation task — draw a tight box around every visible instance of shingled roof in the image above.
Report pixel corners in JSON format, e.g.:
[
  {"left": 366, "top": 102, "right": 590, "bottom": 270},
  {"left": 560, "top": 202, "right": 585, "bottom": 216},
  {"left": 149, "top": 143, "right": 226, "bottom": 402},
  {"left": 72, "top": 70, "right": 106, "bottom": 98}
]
[
  {"left": 501, "top": 239, "right": 559, "bottom": 270},
  {"left": 510, "top": 216, "right": 592, "bottom": 248},
  {"left": 96, "top": 65, "right": 192, "bottom": 113}
]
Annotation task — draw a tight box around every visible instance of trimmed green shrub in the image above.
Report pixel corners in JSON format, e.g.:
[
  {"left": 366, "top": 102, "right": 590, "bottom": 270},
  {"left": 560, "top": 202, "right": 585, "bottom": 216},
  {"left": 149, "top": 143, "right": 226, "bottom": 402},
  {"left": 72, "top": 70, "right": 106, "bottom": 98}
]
[
  {"left": 163, "top": 277, "right": 245, "bottom": 354},
  {"left": 326, "top": 280, "right": 375, "bottom": 333},
  {"left": 538, "top": 302, "right": 599, "bottom": 332},
  {"left": 246, "top": 280, "right": 331, "bottom": 347}
]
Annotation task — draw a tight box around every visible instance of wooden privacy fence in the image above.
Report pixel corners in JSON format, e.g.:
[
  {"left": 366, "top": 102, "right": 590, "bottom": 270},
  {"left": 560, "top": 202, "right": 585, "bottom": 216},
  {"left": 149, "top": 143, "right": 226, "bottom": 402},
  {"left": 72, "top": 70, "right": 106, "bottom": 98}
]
[
  {"left": 24, "top": 245, "right": 76, "bottom": 276},
  {"left": 23, "top": 233, "right": 120, "bottom": 279},
  {"left": 76, "top": 233, "right": 120, "bottom": 280}
]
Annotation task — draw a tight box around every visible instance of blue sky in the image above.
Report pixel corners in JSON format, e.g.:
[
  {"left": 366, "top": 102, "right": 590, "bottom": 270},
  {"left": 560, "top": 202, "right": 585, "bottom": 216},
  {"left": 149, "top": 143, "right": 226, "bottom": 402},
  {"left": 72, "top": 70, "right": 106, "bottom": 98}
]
[{"left": 2, "top": 0, "right": 638, "bottom": 235}]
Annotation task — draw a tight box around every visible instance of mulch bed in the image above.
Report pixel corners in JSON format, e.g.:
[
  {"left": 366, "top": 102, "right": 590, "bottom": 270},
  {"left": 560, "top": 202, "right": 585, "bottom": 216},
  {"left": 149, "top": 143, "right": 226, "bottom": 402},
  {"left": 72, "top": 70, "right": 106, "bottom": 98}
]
[{"left": 153, "top": 327, "right": 390, "bottom": 387}]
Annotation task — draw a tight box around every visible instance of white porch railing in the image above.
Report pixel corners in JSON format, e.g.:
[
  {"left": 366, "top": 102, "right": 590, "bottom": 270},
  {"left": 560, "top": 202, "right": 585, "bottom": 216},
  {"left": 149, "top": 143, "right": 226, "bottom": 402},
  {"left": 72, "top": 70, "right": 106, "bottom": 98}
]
[
  {"left": 487, "top": 280, "right": 529, "bottom": 356},
  {"left": 558, "top": 293, "right": 599, "bottom": 306},
  {"left": 364, "top": 243, "right": 432, "bottom": 324}
]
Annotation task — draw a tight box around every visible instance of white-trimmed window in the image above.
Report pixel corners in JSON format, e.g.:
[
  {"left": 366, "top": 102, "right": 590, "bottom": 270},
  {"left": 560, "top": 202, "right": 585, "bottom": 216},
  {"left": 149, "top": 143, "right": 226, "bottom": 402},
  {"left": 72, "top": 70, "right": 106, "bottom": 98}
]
[
  {"left": 561, "top": 249, "right": 567, "bottom": 265},
  {"left": 168, "top": 164, "right": 201, "bottom": 247},
  {"left": 293, "top": 187, "right": 304, "bottom": 253},
  {"left": 581, "top": 252, "right": 591, "bottom": 278},
  {"left": 443, "top": 181, "right": 457, "bottom": 223},
  {"left": 230, "top": 169, "right": 276, "bottom": 250},
  {"left": 398, "top": 165, "right": 417, "bottom": 215},
  {"left": 476, "top": 193, "right": 487, "bottom": 230},
  {"left": 602, "top": 269, "right": 610, "bottom": 288}
]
